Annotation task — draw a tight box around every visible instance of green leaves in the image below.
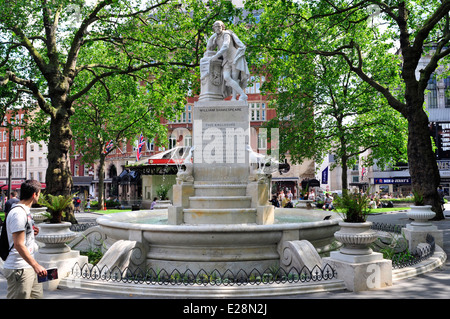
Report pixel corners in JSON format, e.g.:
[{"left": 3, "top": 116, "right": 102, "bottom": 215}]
[
  {"left": 38, "top": 193, "right": 74, "bottom": 223},
  {"left": 333, "top": 190, "right": 372, "bottom": 223}
]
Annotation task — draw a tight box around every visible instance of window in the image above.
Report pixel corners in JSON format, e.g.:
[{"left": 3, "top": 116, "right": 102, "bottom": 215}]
[
  {"left": 168, "top": 137, "right": 177, "bottom": 149},
  {"left": 14, "top": 145, "right": 18, "bottom": 159},
  {"left": 30, "top": 144, "right": 34, "bottom": 152},
  {"left": 74, "top": 164, "right": 79, "bottom": 177},
  {"left": 250, "top": 103, "right": 267, "bottom": 122},
  {"left": 2, "top": 131, "right": 6, "bottom": 142},
  {"left": 445, "top": 77, "right": 450, "bottom": 108},
  {"left": 30, "top": 157, "right": 34, "bottom": 167},
  {"left": 427, "top": 77, "right": 438, "bottom": 109},
  {"left": 2, "top": 147, "right": 5, "bottom": 159},
  {"left": 184, "top": 136, "right": 192, "bottom": 147},
  {"left": 20, "top": 145, "right": 23, "bottom": 158},
  {"left": 38, "top": 157, "right": 42, "bottom": 166},
  {"left": 38, "top": 172, "right": 43, "bottom": 181},
  {"left": 147, "top": 139, "right": 154, "bottom": 152},
  {"left": 258, "top": 132, "right": 267, "bottom": 150},
  {"left": 171, "top": 104, "right": 193, "bottom": 123}
]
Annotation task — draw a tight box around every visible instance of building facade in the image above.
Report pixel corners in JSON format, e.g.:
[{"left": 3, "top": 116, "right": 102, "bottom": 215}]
[{"left": 0, "top": 110, "right": 29, "bottom": 200}]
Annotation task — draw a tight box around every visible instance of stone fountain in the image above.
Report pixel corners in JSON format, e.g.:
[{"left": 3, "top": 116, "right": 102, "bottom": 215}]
[{"left": 95, "top": 21, "right": 340, "bottom": 277}]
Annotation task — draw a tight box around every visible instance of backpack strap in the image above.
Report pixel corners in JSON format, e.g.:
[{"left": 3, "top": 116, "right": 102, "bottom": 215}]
[{"left": 5, "top": 205, "right": 29, "bottom": 252}]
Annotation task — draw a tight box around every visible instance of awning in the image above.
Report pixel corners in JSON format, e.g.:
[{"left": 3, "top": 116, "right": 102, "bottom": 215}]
[
  {"left": 73, "top": 176, "right": 93, "bottom": 187},
  {"left": 301, "top": 178, "right": 320, "bottom": 188},
  {"left": 118, "top": 170, "right": 140, "bottom": 185},
  {"left": 0, "top": 182, "right": 46, "bottom": 190}
]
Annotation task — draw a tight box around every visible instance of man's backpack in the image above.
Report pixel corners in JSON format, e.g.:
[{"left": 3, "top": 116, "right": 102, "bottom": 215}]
[
  {"left": 0, "top": 217, "right": 13, "bottom": 261},
  {"left": 0, "top": 206, "right": 28, "bottom": 261}
]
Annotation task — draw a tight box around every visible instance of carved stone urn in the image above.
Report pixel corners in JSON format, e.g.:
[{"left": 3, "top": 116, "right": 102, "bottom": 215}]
[
  {"left": 35, "top": 222, "right": 77, "bottom": 254},
  {"left": 406, "top": 205, "right": 435, "bottom": 226},
  {"left": 30, "top": 207, "right": 48, "bottom": 224},
  {"left": 334, "top": 221, "right": 378, "bottom": 255}
]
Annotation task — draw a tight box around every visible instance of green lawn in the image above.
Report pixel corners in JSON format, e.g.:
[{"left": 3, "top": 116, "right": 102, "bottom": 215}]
[
  {"left": 316, "top": 207, "right": 410, "bottom": 214},
  {"left": 371, "top": 207, "right": 410, "bottom": 213}
]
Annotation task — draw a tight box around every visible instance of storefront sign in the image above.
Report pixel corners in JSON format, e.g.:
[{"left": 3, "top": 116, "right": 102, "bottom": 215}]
[
  {"left": 437, "top": 160, "right": 450, "bottom": 170},
  {"left": 431, "top": 122, "right": 450, "bottom": 160},
  {"left": 374, "top": 178, "right": 411, "bottom": 184}
]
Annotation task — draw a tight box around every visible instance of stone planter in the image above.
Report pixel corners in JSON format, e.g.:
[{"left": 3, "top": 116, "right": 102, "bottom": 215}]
[
  {"left": 406, "top": 205, "right": 435, "bottom": 226},
  {"left": 35, "top": 222, "right": 77, "bottom": 254},
  {"left": 334, "top": 221, "right": 378, "bottom": 255},
  {"left": 30, "top": 207, "right": 48, "bottom": 224}
]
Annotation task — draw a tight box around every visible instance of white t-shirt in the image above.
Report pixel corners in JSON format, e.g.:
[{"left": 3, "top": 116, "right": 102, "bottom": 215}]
[{"left": 3, "top": 204, "right": 35, "bottom": 269}]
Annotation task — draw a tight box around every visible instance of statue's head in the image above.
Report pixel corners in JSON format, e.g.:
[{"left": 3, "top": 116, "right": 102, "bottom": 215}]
[{"left": 212, "top": 20, "right": 225, "bottom": 34}]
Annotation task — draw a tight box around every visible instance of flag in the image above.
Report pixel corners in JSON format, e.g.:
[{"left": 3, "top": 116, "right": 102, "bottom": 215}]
[
  {"left": 136, "top": 133, "right": 145, "bottom": 161},
  {"left": 321, "top": 167, "right": 328, "bottom": 184},
  {"left": 361, "top": 167, "right": 366, "bottom": 180},
  {"left": 103, "top": 140, "right": 114, "bottom": 154}
]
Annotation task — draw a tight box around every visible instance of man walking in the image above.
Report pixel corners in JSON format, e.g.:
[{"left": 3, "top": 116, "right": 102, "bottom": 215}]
[
  {"left": 4, "top": 191, "right": 20, "bottom": 218},
  {"left": 3, "top": 180, "right": 47, "bottom": 299}
]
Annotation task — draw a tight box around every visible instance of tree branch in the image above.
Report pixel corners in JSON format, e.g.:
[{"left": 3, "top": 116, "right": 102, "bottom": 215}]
[
  {"left": 64, "top": 0, "right": 114, "bottom": 78},
  {"left": 0, "top": 71, "right": 54, "bottom": 116}
]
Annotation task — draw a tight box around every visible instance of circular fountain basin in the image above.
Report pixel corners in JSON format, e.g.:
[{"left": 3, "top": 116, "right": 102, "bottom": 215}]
[{"left": 97, "top": 208, "right": 341, "bottom": 274}]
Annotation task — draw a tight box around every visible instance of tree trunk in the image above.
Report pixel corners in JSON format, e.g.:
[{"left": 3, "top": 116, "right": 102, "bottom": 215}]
[
  {"left": 341, "top": 155, "right": 349, "bottom": 191},
  {"left": 45, "top": 112, "right": 77, "bottom": 223},
  {"left": 97, "top": 154, "right": 106, "bottom": 210},
  {"left": 406, "top": 107, "right": 444, "bottom": 220}
]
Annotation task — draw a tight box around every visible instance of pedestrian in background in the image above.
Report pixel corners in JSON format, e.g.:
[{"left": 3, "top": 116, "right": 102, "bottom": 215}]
[{"left": 4, "top": 191, "right": 20, "bottom": 218}]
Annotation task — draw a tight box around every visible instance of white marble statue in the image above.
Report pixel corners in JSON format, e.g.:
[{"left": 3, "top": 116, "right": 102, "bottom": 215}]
[{"left": 201, "top": 20, "right": 250, "bottom": 101}]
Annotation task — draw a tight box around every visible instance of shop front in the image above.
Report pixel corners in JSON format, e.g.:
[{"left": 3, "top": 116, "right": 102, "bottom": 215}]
[{"left": 374, "top": 177, "right": 412, "bottom": 197}]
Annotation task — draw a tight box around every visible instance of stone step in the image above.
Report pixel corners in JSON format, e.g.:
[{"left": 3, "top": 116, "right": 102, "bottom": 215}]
[
  {"left": 183, "top": 208, "right": 257, "bottom": 224},
  {"left": 189, "top": 196, "right": 252, "bottom": 209},
  {"left": 193, "top": 184, "right": 247, "bottom": 196}
]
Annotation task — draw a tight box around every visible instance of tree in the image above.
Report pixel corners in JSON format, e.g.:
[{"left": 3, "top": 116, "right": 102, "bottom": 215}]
[
  {"left": 0, "top": 0, "right": 241, "bottom": 207},
  {"left": 70, "top": 71, "right": 181, "bottom": 210},
  {"left": 245, "top": 0, "right": 450, "bottom": 219},
  {"left": 263, "top": 53, "right": 408, "bottom": 191}
]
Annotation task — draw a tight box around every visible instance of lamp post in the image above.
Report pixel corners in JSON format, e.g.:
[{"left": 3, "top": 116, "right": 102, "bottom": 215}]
[{"left": 7, "top": 126, "right": 12, "bottom": 198}]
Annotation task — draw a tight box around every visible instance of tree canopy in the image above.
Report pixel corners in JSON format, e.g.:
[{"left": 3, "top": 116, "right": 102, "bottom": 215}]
[
  {"left": 0, "top": 0, "right": 242, "bottom": 204},
  {"left": 245, "top": 0, "right": 450, "bottom": 218}
]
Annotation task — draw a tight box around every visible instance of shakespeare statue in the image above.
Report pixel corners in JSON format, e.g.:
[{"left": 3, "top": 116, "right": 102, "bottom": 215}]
[{"left": 199, "top": 21, "right": 250, "bottom": 101}]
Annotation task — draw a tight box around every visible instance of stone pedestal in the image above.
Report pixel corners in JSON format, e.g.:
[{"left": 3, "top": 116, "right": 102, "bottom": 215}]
[
  {"left": 402, "top": 224, "right": 444, "bottom": 252},
  {"left": 35, "top": 222, "right": 88, "bottom": 290},
  {"left": 35, "top": 250, "right": 88, "bottom": 291},
  {"left": 168, "top": 99, "right": 274, "bottom": 226},
  {"left": 324, "top": 252, "right": 392, "bottom": 292},
  {"left": 326, "top": 221, "right": 392, "bottom": 292}
]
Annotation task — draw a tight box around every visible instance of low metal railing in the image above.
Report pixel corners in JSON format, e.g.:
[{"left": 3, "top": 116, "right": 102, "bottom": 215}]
[
  {"left": 70, "top": 262, "right": 338, "bottom": 286},
  {"left": 391, "top": 234, "right": 436, "bottom": 269}
]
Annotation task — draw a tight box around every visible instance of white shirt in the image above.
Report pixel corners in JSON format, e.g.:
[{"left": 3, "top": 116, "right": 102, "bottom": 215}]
[{"left": 3, "top": 204, "right": 35, "bottom": 269}]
